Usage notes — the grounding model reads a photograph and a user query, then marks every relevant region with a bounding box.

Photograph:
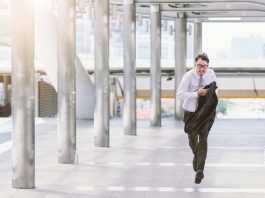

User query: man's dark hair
[195,52,209,63]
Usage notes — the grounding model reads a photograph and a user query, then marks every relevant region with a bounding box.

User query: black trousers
[184,110,210,171]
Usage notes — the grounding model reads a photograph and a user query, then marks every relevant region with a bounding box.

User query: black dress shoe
[195,170,204,184]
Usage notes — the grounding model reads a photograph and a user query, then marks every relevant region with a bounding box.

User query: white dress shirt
[177,68,217,112]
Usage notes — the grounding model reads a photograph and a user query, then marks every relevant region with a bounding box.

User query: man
[177,53,217,184]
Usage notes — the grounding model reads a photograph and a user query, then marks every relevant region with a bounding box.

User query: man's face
[195,58,208,76]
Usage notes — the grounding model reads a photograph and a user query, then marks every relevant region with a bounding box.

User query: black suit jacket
[184,81,218,134]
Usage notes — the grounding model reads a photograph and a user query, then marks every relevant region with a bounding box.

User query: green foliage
[217,100,227,114]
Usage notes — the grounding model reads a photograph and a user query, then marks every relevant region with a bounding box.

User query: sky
[202,22,265,58]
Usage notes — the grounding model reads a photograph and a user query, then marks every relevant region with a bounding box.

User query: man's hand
[197,87,208,96]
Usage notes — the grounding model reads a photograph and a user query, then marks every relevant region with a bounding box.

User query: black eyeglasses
[196,64,208,69]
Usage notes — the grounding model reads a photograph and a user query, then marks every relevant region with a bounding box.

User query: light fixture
[208,17,242,21]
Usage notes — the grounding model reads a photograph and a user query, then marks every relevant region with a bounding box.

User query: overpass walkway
[1,118,265,198]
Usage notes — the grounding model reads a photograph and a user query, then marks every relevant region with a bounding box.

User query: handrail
[86,67,265,77]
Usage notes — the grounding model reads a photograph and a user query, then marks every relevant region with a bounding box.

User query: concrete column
[150,5,161,127]
[194,21,202,59]
[94,0,109,147]
[57,0,76,163]
[123,0,136,135]
[11,0,35,188]
[175,14,187,120]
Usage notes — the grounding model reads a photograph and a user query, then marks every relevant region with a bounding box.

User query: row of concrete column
[11,0,202,189]
[12,0,77,188]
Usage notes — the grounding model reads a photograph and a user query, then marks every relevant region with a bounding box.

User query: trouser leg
[184,110,199,171]
[197,129,210,171]
[188,133,198,171]
[184,111,197,154]
[188,133,198,155]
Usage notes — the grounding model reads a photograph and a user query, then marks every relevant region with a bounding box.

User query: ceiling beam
[134,0,265,6]
[160,3,265,12]
[112,1,265,22]
[187,11,265,17]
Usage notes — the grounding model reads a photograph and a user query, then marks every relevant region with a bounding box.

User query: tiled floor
[1,118,265,198]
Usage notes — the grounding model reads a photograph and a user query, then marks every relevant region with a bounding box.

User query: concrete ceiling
[108,0,265,22]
